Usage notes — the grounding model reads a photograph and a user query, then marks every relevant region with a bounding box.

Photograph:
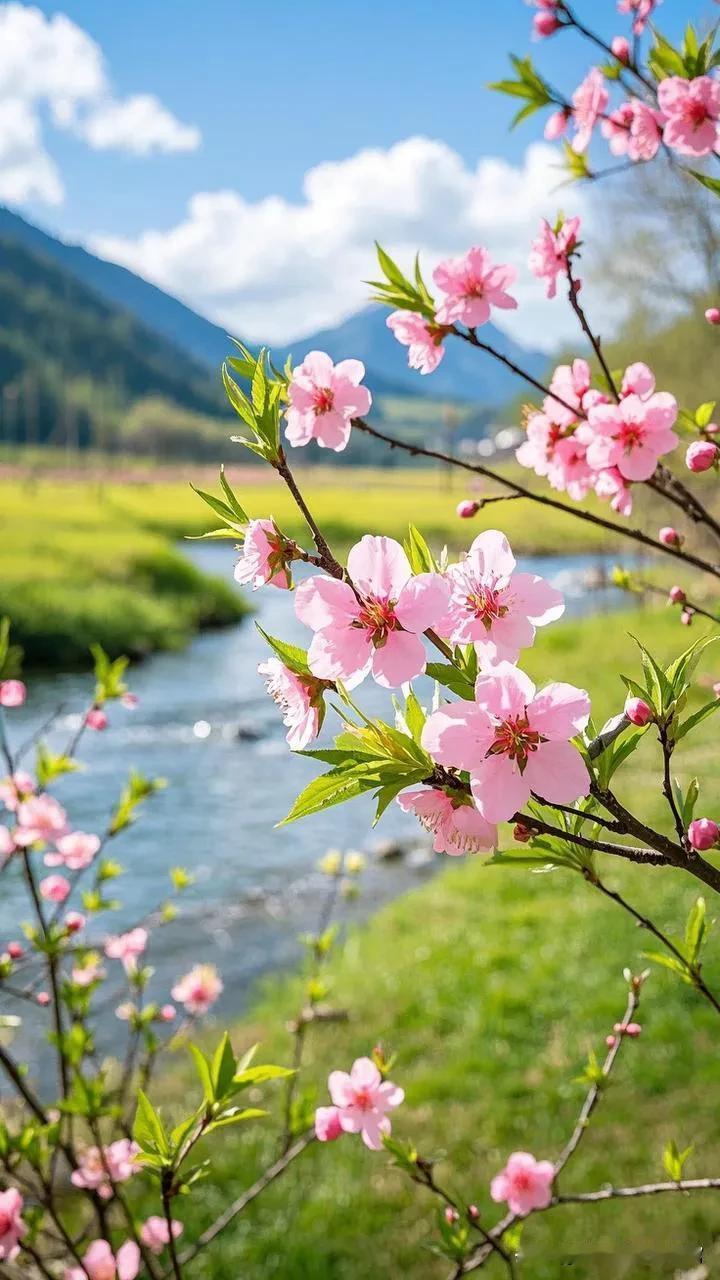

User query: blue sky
[2,0,717,345]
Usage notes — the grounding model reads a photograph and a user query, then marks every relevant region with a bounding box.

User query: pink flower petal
[347,536,411,600]
[395,573,450,633]
[371,631,426,687]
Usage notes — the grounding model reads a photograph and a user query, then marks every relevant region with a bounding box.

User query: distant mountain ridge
[0,206,549,408]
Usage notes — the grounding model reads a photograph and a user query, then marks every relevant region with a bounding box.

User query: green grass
[148,605,720,1280]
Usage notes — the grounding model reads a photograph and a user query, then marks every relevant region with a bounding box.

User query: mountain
[273,306,549,408]
[0,205,231,369]
[0,208,549,408]
[0,232,226,448]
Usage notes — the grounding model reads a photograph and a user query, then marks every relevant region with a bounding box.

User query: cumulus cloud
[0,2,200,205]
[91,137,597,351]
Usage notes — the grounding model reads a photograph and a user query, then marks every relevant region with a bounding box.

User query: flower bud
[159,1003,177,1022]
[658,526,683,548]
[36,991,51,1006]
[456,499,480,519]
[705,307,720,326]
[624,1022,642,1037]
[0,680,26,708]
[705,422,720,436]
[605,1034,617,1048]
[611,35,630,62]
[533,10,561,36]
[544,108,570,140]
[688,818,720,851]
[64,911,86,934]
[444,1207,460,1225]
[681,608,694,626]
[6,941,23,960]
[668,585,686,605]
[624,696,653,727]
[86,707,108,731]
[686,440,718,473]
[468,1204,480,1221]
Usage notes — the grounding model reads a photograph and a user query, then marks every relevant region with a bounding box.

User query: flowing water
[0,545,640,1063]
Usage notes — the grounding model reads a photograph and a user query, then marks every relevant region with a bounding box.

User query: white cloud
[90,137,596,352]
[0,2,200,205]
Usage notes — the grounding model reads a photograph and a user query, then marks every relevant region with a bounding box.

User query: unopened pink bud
[611,35,630,62]
[668,585,686,605]
[688,818,720,851]
[159,1004,176,1022]
[681,608,694,626]
[85,708,108,731]
[686,440,718,473]
[0,680,26,708]
[444,1207,460,1224]
[468,1204,479,1220]
[624,1022,642,1037]
[36,991,51,1006]
[705,422,720,436]
[605,1034,617,1048]
[456,500,479,519]
[705,307,720,326]
[64,911,86,934]
[624,696,653,727]
[6,942,23,960]
[544,108,569,141]
[533,10,561,36]
[659,526,683,548]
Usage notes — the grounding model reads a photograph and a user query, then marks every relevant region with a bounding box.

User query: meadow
[152,604,720,1280]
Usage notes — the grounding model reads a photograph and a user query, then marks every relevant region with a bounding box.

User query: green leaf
[675,697,720,743]
[403,523,437,574]
[685,896,707,965]
[210,1032,238,1101]
[251,349,267,415]
[189,1044,214,1103]
[695,401,717,429]
[643,951,692,982]
[232,1064,295,1089]
[425,662,475,700]
[687,169,720,199]
[403,689,426,743]
[133,1091,169,1156]
[190,483,245,531]
[632,636,672,711]
[222,363,257,429]
[663,1138,693,1181]
[375,243,413,293]
[256,626,312,678]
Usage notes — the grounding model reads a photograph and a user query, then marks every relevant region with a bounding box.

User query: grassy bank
[158,605,720,1279]
[0,478,246,668]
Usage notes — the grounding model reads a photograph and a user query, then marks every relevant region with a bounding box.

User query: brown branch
[275,449,344,578]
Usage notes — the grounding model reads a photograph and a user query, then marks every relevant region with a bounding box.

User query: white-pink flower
[64,1239,140,1280]
[594,466,633,516]
[397,787,497,855]
[315,1105,344,1142]
[658,76,720,157]
[529,216,581,299]
[602,100,663,161]
[14,794,68,846]
[234,519,291,590]
[40,874,70,904]
[171,963,223,1015]
[0,826,15,861]
[71,1141,140,1200]
[0,1187,25,1261]
[438,530,564,662]
[104,928,148,974]
[45,831,101,870]
[72,959,106,987]
[285,351,371,451]
[326,1056,404,1150]
[0,770,35,813]
[432,247,517,329]
[258,657,325,750]
[0,680,25,708]
[586,391,678,481]
[386,311,446,374]
[422,663,590,823]
[571,67,609,153]
[490,1152,555,1216]
[617,0,660,36]
[295,536,449,689]
[140,1217,183,1256]
[548,358,594,426]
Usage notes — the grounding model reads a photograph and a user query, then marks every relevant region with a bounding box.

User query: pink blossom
[617,0,661,36]
[234,519,291,590]
[658,76,720,157]
[544,108,570,140]
[628,101,664,161]
[668,585,686,605]
[39,874,70,903]
[64,911,86,934]
[432,247,517,329]
[14,793,68,846]
[438,530,564,662]
[285,351,371,451]
[601,101,635,156]
[688,818,719,851]
[586,392,678,481]
[516,406,594,502]
[593,467,633,516]
[36,991,50,1006]
[659,526,683,547]
[386,311,447,374]
[72,960,106,987]
[0,680,25,708]
[625,696,653,726]
[0,826,14,860]
[533,8,561,38]
[0,1188,25,1261]
[529,216,580,299]
[516,409,569,481]
[327,1056,404,1150]
[171,963,223,1015]
[6,941,23,959]
[258,657,325,750]
[571,68,609,154]
[45,830,101,870]
[620,362,655,399]
[681,607,695,626]
[315,1105,344,1142]
[71,1141,140,1200]
[614,1020,642,1037]
[456,499,479,519]
[686,440,718,473]
[611,35,630,62]
[104,928,148,974]
[548,359,595,426]
[159,1003,176,1022]
[0,770,35,812]
[295,535,449,689]
[140,1217,183,1255]
[86,708,108,732]
[397,786,497,856]
[64,1239,140,1280]
[422,663,590,823]
[706,307,720,326]
[490,1151,555,1216]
